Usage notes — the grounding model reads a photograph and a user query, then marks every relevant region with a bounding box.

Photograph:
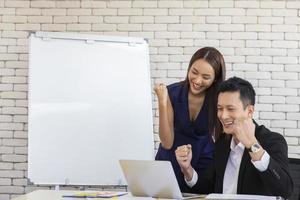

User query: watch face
[251,143,261,153]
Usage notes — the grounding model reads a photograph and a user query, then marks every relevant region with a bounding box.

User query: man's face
[217,91,253,135]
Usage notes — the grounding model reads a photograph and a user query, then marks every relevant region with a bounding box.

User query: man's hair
[217,76,256,109]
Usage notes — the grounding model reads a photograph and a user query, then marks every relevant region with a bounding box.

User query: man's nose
[219,110,229,120]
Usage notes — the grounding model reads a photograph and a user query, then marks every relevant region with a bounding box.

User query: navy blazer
[191,122,293,199]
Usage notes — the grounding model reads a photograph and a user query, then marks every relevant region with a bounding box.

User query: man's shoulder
[255,123,287,146]
[256,124,283,138]
[215,134,231,147]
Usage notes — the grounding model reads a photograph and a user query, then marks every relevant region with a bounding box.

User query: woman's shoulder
[167,81,186,92]
[167,81,187,104]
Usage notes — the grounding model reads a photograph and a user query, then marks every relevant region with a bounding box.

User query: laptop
[119,160,205,199]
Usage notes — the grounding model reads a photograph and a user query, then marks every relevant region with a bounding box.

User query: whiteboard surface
[28,32,154,185]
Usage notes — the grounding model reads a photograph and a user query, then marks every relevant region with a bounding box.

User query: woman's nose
[194,77,202,84]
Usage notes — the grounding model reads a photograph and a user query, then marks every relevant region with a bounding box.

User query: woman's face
[188,59,215,96]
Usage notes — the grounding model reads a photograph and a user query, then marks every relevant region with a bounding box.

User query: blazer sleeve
[258,132,293,199]
[189,156,215,194]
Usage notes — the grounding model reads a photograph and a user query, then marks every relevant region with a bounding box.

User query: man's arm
[175,144,215,194]
[233,119,293,198]
[257,133,293,199]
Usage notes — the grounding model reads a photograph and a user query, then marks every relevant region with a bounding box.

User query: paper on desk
[121,196,155,200]
[62,191,128,198]
[206,193,278,200]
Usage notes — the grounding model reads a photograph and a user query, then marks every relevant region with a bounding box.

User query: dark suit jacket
[191,122,293,199]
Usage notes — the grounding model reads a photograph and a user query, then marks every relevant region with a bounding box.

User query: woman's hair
[184,47,226,139]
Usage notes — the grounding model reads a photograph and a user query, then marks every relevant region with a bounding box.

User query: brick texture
[0,0,299,199]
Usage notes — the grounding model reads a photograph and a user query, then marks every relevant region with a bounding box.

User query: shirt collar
[230,137,245,152]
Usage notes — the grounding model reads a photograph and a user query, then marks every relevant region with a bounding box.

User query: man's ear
[247,105,254,118]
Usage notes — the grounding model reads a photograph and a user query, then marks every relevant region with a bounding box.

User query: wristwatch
[247,142,261,153]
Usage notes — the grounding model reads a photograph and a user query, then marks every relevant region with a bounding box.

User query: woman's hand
[154,83,168,105]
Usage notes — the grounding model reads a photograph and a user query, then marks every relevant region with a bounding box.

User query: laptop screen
[119,160,183,199]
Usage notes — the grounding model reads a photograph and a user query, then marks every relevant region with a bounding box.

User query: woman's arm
[154,84,174,149]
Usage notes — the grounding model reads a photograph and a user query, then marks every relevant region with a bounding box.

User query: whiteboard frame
[28,32,154,186]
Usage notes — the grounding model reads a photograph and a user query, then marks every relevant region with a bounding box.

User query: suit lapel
[237,148,251,193]
[221,136,232,172]
[217,135,232,192]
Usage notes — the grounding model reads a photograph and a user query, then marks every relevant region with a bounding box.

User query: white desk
[13,190,135,200]
[12,190,279,200]
[11,190,207,200]
[12,190,85,200]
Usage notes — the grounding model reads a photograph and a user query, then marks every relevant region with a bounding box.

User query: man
[175,77,293,199]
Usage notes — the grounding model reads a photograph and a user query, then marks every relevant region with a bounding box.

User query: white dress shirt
[185,138,270,193]
[223,139,244,194]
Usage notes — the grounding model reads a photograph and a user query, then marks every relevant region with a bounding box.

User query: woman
[154,47,226,192]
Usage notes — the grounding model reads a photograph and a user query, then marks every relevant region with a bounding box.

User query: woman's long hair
[183,47,226,140]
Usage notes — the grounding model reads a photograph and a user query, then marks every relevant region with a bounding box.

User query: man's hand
[233,118,265,161]
[233,117,256,149]
[175,144,194,181]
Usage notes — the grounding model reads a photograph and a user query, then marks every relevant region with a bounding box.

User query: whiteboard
[28,32,154,185]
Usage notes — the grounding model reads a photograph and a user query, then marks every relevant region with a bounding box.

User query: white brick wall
[0,0,299,198]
